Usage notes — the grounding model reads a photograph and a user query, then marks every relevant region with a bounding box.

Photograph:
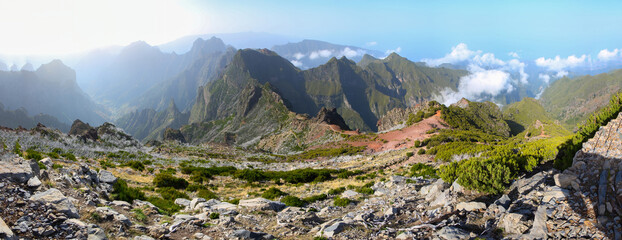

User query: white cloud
[366,41,377,46]
[293,52,305,60]
[507,59,528,84]
[290,59,303,67]
[423,43,480,67]
[535,54,587,72]
[597,48,619,61]
[338,47,365,59]
[434,65,513,105]
[508,52,520,58]
[384,47,402,56]
[555,71,568,78]
[538,74,551,84]
[309,49,333,60]
[473,53,505,67]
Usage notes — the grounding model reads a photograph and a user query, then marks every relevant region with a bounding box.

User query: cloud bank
[434,65,513,105]
[597,48,619,61]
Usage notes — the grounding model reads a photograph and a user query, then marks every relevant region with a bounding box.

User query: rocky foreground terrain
[0,113,619,240]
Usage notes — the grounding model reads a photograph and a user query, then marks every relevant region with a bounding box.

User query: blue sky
[0,0,621,62]
[186,0,622,61]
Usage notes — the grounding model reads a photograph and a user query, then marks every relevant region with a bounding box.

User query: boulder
[211,202,239,212]
[450,180,464,193]
[189,198,206,210]
[110,200,131,209]
[320,221,348,238]
[500,213,529,234]
[87,224,107,240]
[526,205,548,239]
[429,190,451,208]
[456,202,486,211]
[174,198,191,207]
[27,176,42,188]
[421,179,446,201]
[30,188,79,218]
[277,207,322,226]
[0,158,39,183]
[97,170,117,184]
[341,190,360,199]
[542,186,569,202]
[229,229,274,239]
[437,226,470,240]
[554,173,577,188]
[238,198,285,211]
[0,217,16,240]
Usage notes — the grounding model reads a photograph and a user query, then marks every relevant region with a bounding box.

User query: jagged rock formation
[376,103,428,132]
[68,119,98,142]
[315,107,351,131]
[163,128,186,143]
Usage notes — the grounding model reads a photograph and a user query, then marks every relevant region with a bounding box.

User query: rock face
[376,103,428,132]
[455,202,486,211]
[69,119,99,142]
[0,158,39,183]
[315,107,351,131]
[30,188,80,218]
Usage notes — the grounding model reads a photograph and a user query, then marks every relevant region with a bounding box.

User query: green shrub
[46,152,60,159]
[328,187,345,195]
[147,196,180,215]
[156,187,189,200]
[406,152,414,157]
[52,163,63,170]
[186,184,207,192]
[126,160,145,172]
[414,140,421,147]
[37,161,47,170]
[262,187,287,200]
[111,179,146,203]
[61,152,77,161]
[13,142,21,156]
[153,173,188,189]
[132,208,147,222]
[234,169,267,182]
[227,198,240,205]
[197,189,218,200]
[25,148,42,161]
[410,163,438,178]
[333,197,351,207]
[282,196,306,207]
[417,148,426,155]
[209,212,220,219]
[303,194,328,203]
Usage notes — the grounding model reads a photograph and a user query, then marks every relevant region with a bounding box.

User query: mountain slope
[0,103,69,132]
[502,97,570,137]
[189,49,468,132]
[0,60,106,126]
[132,39,235,112]
[116,100,189,141]
[540,69,622,130]
[74,37,229,114]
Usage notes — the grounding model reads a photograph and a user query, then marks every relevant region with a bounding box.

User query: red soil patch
[349,111,448,153]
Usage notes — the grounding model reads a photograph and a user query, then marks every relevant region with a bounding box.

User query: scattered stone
[500,213,529,234]
[320,221,348,238]
[87,224,107,240]
[456,202,486,211]
[527,205,548,239]
[0,217,16,240]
